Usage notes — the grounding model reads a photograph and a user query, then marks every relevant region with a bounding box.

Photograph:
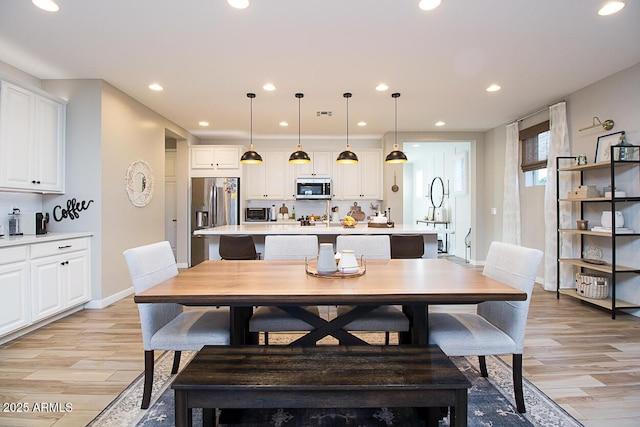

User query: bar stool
[218,235,260,260]
[390,234,424,259]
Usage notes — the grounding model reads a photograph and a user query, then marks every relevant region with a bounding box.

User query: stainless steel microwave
[295,178,332,200]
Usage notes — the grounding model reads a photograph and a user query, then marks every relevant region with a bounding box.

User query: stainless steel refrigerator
[191,177,240,266]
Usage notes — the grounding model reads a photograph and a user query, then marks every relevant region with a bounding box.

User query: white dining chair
[335,235,409,345]
[123,241,230,408]
[249,235,320,344]
[428,241,543,413]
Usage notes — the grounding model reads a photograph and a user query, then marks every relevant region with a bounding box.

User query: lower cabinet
[0,247,30,337]
[0,236,91,340]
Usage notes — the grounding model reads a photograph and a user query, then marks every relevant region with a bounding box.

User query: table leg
[279,305,378,345]
[402,304,428,345]
[230,306,255,345]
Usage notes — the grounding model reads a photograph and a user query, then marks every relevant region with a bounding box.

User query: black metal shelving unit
[556,147,640,319]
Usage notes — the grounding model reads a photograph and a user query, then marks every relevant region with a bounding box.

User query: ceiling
[1,1,639,141]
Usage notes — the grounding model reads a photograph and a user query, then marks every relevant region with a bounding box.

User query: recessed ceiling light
[376,84,389,91]
[486,84,501,92]
[32,0,59,12]
[148,83,163,91]
[357,121,367,127]
[198,121,209,127]
[279,121,289,127]
[435,121,445,127]
[418,0,441,11]
[598,1,625,15]
[263,83,276,91]
[227,0,249,9]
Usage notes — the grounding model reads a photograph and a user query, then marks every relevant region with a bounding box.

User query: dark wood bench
[172,345,471,427]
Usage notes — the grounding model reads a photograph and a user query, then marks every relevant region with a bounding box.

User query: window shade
[520,120,550,172]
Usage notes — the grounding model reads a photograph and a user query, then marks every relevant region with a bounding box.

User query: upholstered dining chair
[335,235,409,345]
[123,241,230,408]
[249,235,320,344]
[428,241,543,413]
[219,234,260,260]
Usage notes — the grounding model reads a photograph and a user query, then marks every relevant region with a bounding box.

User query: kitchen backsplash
[244,199,386,221]
[0,192,43,231]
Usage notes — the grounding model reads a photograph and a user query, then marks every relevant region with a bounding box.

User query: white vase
[317,243,337,274]
[601,211,624,229]
[337,249,359,274]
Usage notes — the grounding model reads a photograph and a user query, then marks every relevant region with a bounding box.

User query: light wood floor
[1,258,639,426]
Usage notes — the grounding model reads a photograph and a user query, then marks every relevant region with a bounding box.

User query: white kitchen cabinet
[0,246,30,337]
[294,151,333,177]
[30,237,91,322]
[0,80,66,193]
[190,145,241,175]
[245,151,287,200]
[335,150,382,200]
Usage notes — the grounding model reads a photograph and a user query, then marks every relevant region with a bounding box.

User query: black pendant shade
[385,92,408,164]
[337,92,358,164]
[240,93,263,164]
[289,93,311,164]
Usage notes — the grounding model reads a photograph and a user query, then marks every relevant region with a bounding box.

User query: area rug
[89,349,583,427]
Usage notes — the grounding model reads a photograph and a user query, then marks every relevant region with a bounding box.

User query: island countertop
[193,223,451,261]
[194,223,451,236]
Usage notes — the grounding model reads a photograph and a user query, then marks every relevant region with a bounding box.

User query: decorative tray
[304,260,366,278]
[368,222,394,228]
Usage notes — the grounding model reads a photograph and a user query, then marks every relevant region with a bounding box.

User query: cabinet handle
[32,180,41,184]
[58,245,72,249]
[60,260,69,266]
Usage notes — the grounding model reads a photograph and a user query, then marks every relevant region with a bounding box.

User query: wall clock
[125,160,154,207]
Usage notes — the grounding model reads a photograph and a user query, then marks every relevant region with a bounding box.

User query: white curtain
[502,122,521,245]
[544,102,573,291]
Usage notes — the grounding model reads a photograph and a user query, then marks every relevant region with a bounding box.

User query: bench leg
[454,388,468,427]
[174,390,189,427]
[203,408,215,427]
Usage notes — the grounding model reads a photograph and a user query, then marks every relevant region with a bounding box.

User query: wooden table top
[134,259,526,306]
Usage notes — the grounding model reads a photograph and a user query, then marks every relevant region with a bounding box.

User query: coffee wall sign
[53,198,94,222]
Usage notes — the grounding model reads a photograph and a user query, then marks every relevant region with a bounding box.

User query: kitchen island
[194,223,451,261]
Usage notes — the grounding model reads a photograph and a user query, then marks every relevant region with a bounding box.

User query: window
[520,120,550,186]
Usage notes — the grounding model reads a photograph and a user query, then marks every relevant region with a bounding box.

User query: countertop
[194,223,453,236]
[0,231,94,248]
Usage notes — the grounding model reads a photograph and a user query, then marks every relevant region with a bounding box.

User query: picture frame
[595,131,625,163]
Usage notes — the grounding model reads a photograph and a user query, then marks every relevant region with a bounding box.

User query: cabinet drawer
[30,238,89,259]
[0,246,28,265]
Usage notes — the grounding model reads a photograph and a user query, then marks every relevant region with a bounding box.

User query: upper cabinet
[334,150,382,200]
[294,151,333,177]
[0,80,66,193]
[245,151,288,200]
[190,145,241,177]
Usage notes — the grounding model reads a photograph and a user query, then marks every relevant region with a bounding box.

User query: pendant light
[289,93,311,164]
[385,92,408,164]
[336,93,358,164]
[240,93,262,164]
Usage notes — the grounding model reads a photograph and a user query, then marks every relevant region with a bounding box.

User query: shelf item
[556,151,640,318]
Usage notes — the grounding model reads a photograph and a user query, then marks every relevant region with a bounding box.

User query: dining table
[133,258,527,346]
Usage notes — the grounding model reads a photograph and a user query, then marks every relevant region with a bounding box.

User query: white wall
[41,79,197,305]
[483,61,640,312]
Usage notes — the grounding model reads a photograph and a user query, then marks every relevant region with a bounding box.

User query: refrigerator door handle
[210,183,217,227]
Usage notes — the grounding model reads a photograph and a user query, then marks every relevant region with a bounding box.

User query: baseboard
[0,305,84,345]
[84,287,134,309]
